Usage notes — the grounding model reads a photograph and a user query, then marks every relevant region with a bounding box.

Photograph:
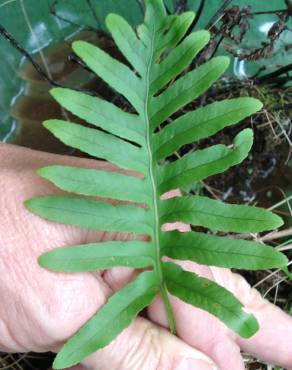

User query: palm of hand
[0,144,291,370]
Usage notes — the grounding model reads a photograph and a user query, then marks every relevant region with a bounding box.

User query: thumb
[74,317,219,370]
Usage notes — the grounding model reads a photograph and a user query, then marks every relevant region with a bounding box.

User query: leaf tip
[279,253,289,268]
[50,87,62,100]
[235,128,254,148]
[72,40,87,56]
[43,119,59,132]
[105,13,119,29]
[52,355,71,370]
[24,198,35,212]
[185,10,196,23]
[252,98,263,112]
[37,253,47,269]
[36,166,48,178]
[239,313,259,338]
[201,29,211,43]
[272,213,284,229]
[221,55,231,69]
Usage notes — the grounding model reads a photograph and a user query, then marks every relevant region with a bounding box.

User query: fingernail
[176,357,218,370]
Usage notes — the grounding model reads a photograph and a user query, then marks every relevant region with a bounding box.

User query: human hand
[0,143,291,370]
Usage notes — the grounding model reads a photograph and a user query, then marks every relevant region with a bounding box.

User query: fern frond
[25,1,287,368]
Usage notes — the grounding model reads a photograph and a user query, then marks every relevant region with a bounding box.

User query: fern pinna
[25,0,287,368]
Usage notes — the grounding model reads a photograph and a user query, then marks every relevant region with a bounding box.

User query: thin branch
[0,23,60,87]
[0,23,96,95]
[252,9,287,15]
[255,63,292,84]
[0,0,17,9]
[49,0,104,35]
[210,35,224,58]
[187,0,206,32]
[206,0,234,30]
[135,0,145,15]
[285,0,292,15]
[68,54,92,73]
[20,0,52,79]
[260,227,292,242]
[86,0,101,28]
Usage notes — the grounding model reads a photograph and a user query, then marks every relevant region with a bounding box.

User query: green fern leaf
[39,241,155,272]
[38,165,151,204]
[25,1,287,368]
[53,270,159,369]
[160,195,283,233]
[163,262,259,338]
[162,231,288,270]
[26,195,151,234]
[50,88,145,145]
[158,128,253,193]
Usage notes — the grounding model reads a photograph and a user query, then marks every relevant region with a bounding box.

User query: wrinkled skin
[0,143,291,370]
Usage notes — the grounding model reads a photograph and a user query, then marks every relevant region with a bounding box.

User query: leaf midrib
[143,25,160,271]
[164,209,270,223]
[34,202,150,231]
[155,106,252,154]
[150,62,221,123]
[81,47,144,107]
[167,277,253,331]
[159,137,249,186]
[62,285,158,364]
[143,20,176,333]
[66,97,144,140]
[166,244,280,262]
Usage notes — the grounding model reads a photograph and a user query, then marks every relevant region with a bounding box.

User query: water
[7,30,105,153]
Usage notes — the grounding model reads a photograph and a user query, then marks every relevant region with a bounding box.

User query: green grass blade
[150,31,210,95]
[163,262,259,338]
[154,98,263,160]
[25,196,152,234]
[39,241,155,272]
[38,165,151,205]
[160,195,283,233]
[158,129,253,193]
[106,14,146,76]
[150,56,230,129]
[162,231,288,270]
[43,120,147,174]
[50,88,145,145]
[72,41,144,114]
[53,271,159,369]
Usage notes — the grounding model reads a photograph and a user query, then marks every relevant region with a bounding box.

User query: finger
[170,263,292,369]
[149,293,245,370]
[229,274,292,368]
[1,144,147,246]
[79,317,219,370]
[208,267,292,369]
[1,145,119,352]
[0,143,130,174]
[102,267,139,290]
[210,337,245,370]
[149,285,246,370]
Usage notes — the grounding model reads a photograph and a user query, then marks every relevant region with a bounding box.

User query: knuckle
[38,275,103,344]
[118,320,170,370]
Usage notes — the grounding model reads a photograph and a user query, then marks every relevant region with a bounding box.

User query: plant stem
[144,25,177,334]
[160,282,177,334]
